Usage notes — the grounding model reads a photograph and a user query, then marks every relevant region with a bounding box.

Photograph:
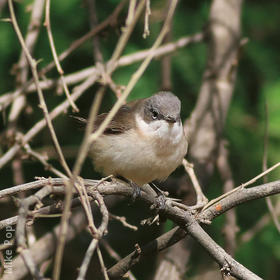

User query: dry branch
[1,178,280,280]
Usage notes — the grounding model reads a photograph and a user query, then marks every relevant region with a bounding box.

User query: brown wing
[69,115,87,130]
[71,101,137,135]
[94,103,136,134]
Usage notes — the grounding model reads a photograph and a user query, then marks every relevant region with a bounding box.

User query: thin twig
[89,0,179,144]
[52,88,105,279]
[86,0,103,63]
[53,83,104,279]
[182,159,208,207]
[0,74,98,170]
[16,185,55,279]
[143,0,151,38]
[241,161,280,188]
[9,0,44,123]
[24,143,67,179]
[75,178,98,236]
[0,32,203,110]
[202,160,280,211]
[77,191,109,280]
[97,245,109,280]
[44,0,79,112]
[52,178,72,280]
[0,0,126,112]
[77,239,98,280]
[72,87,105,177]
[8,0,72,178]
[110,214,138,231]
[108,0,146,71]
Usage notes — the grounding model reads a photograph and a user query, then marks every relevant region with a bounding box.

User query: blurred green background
[0,0,280,279]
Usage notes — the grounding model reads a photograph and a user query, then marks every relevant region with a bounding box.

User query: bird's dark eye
[151,109,158,120]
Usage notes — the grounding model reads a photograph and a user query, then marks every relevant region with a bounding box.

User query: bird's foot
[114,175,142,202]
[130,181,142,202]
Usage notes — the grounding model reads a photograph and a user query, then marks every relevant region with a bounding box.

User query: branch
[9,0,44,123]
[44,0,78,112]
[1,178,280,280]
[0,0,126,111]
[16,185,55,279]
[1,209,88,280]
[0,74,98,170]
[0,32,203,110]
[8,0,72,178]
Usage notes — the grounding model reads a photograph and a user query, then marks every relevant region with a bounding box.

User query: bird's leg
[115,175,141,202]
[130,181,142,202]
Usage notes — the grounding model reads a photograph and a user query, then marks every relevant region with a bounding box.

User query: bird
[74,91,188,187]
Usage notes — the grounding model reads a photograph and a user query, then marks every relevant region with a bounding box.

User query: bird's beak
[165,116,177,123]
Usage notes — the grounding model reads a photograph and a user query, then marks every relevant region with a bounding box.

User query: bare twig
[77,191,109,280]
[182,159,208,207]
[202,160,280,212]
[2,209,88,280]
[0,0,126,111]
[8,0,72,178]
[44,0,79,112]
[24,143,67,179]
[0,74,98,170]
[72,87,105,177]
[110,213,138,231]
[52,177,73,280]
[9,0,44,123]
[109,0,145,69]
[143,0,151,38]
[160,0,172,91]
[51,88,106,280]
[89,0,179,145]
[241,161,280,188]
[0,32,203,110]
[73,178,98,236]
[53,82,104,279]
[16,185,55,279]
[88,190,109,237]
[97,245,109,280]
[77,239,98,280]
[86,0,103,63]
[2,177,280,280]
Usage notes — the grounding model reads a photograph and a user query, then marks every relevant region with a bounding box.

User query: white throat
[135,113,183,145]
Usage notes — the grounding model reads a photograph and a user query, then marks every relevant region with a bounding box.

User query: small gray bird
[75,91,188,186]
